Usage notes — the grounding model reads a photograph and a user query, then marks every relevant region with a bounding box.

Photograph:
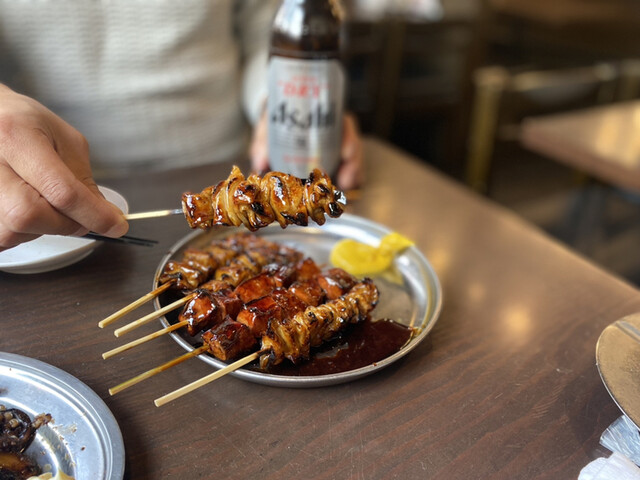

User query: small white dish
[0,186,128,274]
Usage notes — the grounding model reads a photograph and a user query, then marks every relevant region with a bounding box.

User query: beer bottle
[267,0,345,179]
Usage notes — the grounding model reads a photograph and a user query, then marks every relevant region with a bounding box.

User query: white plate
[154,214,443,387]
[0,352,125,479]
[0,186,128,274]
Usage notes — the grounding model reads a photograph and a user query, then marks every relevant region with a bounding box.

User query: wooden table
[521,100,640,192]
[2,138,639,479]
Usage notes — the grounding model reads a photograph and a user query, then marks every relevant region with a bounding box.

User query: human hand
[0,85,129,251]
[250,111,364,191]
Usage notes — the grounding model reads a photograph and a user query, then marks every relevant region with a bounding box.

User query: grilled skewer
[153,279,379,406]
[108,267,360,393]
[103,259,319,358]
[99,233,283,328]
[198,267,355,362]
[181,166,346,231]
[260,279,379,368]
[111,237,304,336]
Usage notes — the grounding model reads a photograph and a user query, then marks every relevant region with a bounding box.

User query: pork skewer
[154,279,379,406]
[109,275,376,398]
[98,232,291,328]
[182,166,346,231]
[112,240,304,336]
[103,261,312,358]
[201,268,355,362]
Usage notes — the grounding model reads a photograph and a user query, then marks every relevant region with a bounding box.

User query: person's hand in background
[0,85,128,251]
[250,111,364,191]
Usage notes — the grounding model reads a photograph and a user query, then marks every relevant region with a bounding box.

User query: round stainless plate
[596,312,640,430]
[154,213,442,387]
[0,352,125,479]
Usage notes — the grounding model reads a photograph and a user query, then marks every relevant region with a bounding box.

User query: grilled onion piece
[260,279,379,368]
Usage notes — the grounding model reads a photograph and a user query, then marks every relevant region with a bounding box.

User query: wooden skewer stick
[98,282,174,328]
[102,320,188,359]
[114,294,194,337]
[154,350,262,407]
[109,345,209,396]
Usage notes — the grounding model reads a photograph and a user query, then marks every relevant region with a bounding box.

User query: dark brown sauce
[255,318,414,376]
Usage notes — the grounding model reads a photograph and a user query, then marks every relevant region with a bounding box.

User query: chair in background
[464,62,623,194]
[342,14,481,176]
[342,19,394,135]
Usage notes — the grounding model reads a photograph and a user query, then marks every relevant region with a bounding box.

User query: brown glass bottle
[267,0,345,179]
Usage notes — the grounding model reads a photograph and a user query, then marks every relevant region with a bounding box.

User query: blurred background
[340,0,640,285]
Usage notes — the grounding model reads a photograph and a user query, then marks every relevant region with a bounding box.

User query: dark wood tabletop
[521,100,640,193]
[1,137,639,479]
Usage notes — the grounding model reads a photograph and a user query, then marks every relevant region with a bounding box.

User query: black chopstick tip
[82,233,158,247]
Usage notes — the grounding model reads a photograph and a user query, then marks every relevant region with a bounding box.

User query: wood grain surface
[522,100,640,193]
[1,138,638,479]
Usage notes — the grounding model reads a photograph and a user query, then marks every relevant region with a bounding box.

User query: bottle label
[267,56,345,178]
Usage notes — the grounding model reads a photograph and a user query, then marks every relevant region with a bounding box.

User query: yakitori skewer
[153,279,379,406]
[98,232,289,328]
[106,270,347,392]
[182,166,346,231]
[103,260,317,357]
[108,276,378,402]
[109,238,304,337]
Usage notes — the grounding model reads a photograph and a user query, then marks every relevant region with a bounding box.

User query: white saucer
[0,186,128,274]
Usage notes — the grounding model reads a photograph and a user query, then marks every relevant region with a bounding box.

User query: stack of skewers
[98,167,406,407]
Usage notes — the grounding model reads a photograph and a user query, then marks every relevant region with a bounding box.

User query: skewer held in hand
[113,294,194,337]
[109,345,208,396]
[98,282,174,328]
[154,350,261,407]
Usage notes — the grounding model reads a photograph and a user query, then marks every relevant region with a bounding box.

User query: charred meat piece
[158,260,207,292]
[233,264,296,304]
[179,288,243,336]
[315,268,358,300]
[202,317,257,362]
[288,279,326,308]
[236,295,282,338]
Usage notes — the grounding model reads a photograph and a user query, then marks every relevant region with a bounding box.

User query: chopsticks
[76,207,181,246]
[82,233,158,247]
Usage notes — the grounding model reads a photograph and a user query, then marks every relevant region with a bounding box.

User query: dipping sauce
[259,318,414,376]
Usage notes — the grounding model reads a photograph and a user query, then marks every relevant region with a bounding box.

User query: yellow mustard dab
[330,232,414,277]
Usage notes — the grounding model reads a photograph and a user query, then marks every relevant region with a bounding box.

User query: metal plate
[0,352,125,479]
[154,213,442,387]
[596,313,640,430]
